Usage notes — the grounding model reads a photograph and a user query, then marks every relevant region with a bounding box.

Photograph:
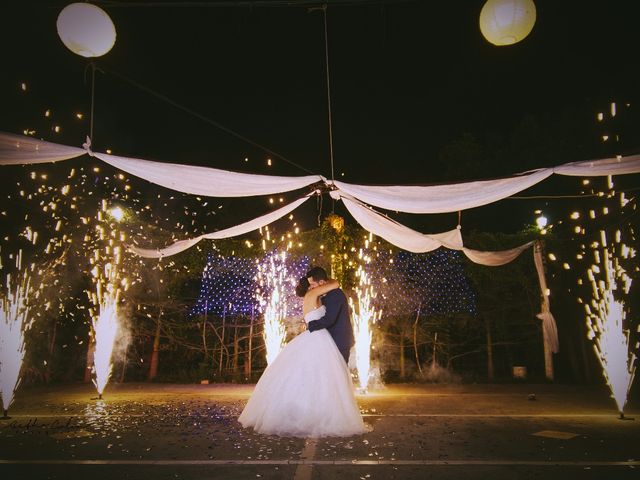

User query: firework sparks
[349,263,380,392]
[584,230,636,416]
[87,220,128,398]
[0,251,35,416]
[256,251,290,365]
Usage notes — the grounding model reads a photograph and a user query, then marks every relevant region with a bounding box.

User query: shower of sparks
[349,260,381,392]
[0,251,35,412]
[584,230,636,415]
[86,214,129,397]
[256,251,290,365]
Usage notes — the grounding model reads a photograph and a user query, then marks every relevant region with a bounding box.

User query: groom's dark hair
[306,266,328,282]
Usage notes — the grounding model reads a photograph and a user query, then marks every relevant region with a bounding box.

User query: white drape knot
[82,136,95,157]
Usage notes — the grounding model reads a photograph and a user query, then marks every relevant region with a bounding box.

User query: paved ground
[1,382,639,479]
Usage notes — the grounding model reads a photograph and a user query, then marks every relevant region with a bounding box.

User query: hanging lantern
[326,213,345,233]
[479,0,536,46]
[57,3,116,57]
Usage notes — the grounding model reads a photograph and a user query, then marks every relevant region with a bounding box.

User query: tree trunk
[119,344,128,383]
[244,309,254,378]
[84,339,95,383]
[148,315,162,381]
[202,300,208,360]
[399,331,405,379]
[413,306,422,374]
[219,307,226,376]
[45,319,58,383]
[578,319,593,383]
[485,317,494,380]
[232,319,239,373]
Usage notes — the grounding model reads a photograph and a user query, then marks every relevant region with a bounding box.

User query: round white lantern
[57,3,116,57]
[479,0,536,46]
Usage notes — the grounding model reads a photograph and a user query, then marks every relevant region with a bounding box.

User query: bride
[238,277,366,437]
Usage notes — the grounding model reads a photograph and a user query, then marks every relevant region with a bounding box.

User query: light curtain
[130,194,312,258]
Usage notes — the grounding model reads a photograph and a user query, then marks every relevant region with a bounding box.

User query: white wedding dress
[238,306,366,437]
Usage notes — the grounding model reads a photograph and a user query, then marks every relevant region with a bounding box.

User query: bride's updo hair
[295,276,310,297]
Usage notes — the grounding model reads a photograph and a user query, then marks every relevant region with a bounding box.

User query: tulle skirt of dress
[238,329,366,437]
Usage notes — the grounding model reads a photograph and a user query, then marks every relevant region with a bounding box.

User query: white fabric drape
[0,132,85,164]
[335,192,464,253]
[553,154,640,176]
[462,242,534,266]
[331,169,554,214]
[533,242,560,353]
[93,152,323,197]
[0,132,322,197]
[330,154,640,214]
[2,132,639,209]
[130,194,311,258]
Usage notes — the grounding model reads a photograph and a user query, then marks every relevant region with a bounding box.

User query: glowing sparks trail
[583,230,636,415]
[86,216,129,398]
[0,251,35,416]
[349,262,380,392]
[256,251,289,365]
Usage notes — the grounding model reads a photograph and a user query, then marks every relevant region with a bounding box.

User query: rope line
[98,64,317,175]
[322,4,336,185]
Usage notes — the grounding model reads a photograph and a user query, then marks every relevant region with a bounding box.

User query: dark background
[1,0,639,233]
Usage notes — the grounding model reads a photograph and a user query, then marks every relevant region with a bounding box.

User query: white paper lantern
[479,0,536,46]
[57,3,116,57]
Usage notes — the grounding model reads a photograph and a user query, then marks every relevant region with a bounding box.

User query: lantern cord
[321,4,337,186]
[98,64,317,176]
[84,62,97,144]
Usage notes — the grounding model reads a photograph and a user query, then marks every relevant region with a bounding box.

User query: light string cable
[98,64,317,176]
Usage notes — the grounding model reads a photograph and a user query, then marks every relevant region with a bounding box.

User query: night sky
[2,0,639,234]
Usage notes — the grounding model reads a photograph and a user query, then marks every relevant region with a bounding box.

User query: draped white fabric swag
[4,131,640,358]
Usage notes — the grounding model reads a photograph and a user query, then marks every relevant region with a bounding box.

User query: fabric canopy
[1,131,569,360]
[2,132,639,210]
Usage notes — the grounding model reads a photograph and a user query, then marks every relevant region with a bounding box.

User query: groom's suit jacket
[307,288,355,354]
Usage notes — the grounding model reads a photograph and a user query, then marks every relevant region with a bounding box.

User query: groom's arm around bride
[305,267,354,364]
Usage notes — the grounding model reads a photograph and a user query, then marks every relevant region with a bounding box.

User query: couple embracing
[238,266,367,437]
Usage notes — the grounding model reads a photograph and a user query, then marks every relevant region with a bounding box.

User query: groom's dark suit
[307,288,354,363]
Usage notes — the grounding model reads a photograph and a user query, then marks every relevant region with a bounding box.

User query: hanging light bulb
[57,3,116,57]
[479,0,537,46]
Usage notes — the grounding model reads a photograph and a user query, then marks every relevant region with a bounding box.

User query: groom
[305,266,354,364]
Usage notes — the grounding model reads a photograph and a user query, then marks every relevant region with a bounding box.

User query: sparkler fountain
[86,210,129,399]
[583,230,636,418]
[0,251,35,419]
[256,251,289,365]
[349,261,381,392]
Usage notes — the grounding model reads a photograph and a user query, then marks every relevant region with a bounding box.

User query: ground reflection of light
[82,400,118,432]
[349,264,380,392]
[0,251,34,415]
[584,230,636,416]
